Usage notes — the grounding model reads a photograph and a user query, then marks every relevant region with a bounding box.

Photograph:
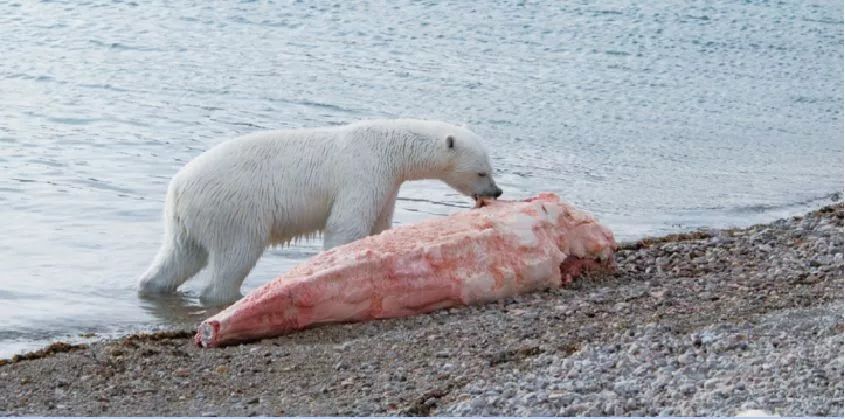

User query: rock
[650,289,669,300]
[470,397,486,409]
[680,383,696,396]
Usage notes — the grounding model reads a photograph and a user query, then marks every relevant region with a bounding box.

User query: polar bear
[138,119,503,304]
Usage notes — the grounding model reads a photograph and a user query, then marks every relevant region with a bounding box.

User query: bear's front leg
[371,188,398,236]
[323,187,388,249]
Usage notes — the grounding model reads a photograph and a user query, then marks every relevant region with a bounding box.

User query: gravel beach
[1,203,842,416]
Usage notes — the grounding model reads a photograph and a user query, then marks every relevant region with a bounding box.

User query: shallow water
[1,0,842,357]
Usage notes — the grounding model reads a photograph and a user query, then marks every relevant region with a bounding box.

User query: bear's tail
[138,183,208,295]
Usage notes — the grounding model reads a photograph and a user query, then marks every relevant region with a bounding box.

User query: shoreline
[1,196,839,361]
[1,203,842,416]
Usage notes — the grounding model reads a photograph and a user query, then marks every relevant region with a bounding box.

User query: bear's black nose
[492,187,503,198]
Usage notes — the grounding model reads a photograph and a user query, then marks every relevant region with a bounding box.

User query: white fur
[138,119,501,304]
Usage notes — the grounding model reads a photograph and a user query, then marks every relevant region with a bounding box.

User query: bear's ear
[445,134,455,150]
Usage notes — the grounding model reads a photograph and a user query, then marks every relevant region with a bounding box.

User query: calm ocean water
[1,1,842,357]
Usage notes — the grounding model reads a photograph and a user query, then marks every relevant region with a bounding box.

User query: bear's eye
[478,172,488,178]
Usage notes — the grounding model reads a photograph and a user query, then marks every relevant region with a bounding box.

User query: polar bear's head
[366,119,503,202]
[437,129,503,202]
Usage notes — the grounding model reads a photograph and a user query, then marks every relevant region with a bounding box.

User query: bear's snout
[477,184,502,199]
[489,185,503,198]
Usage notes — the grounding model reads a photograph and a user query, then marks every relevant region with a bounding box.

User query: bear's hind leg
[200,240,264,305]
[138,237,208,295]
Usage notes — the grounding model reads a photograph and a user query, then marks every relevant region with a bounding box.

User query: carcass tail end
[195,321,220,348]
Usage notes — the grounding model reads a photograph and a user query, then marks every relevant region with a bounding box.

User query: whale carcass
[195,193,616,348]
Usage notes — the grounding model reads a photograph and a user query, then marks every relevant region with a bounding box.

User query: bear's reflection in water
[137,292,226,329]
